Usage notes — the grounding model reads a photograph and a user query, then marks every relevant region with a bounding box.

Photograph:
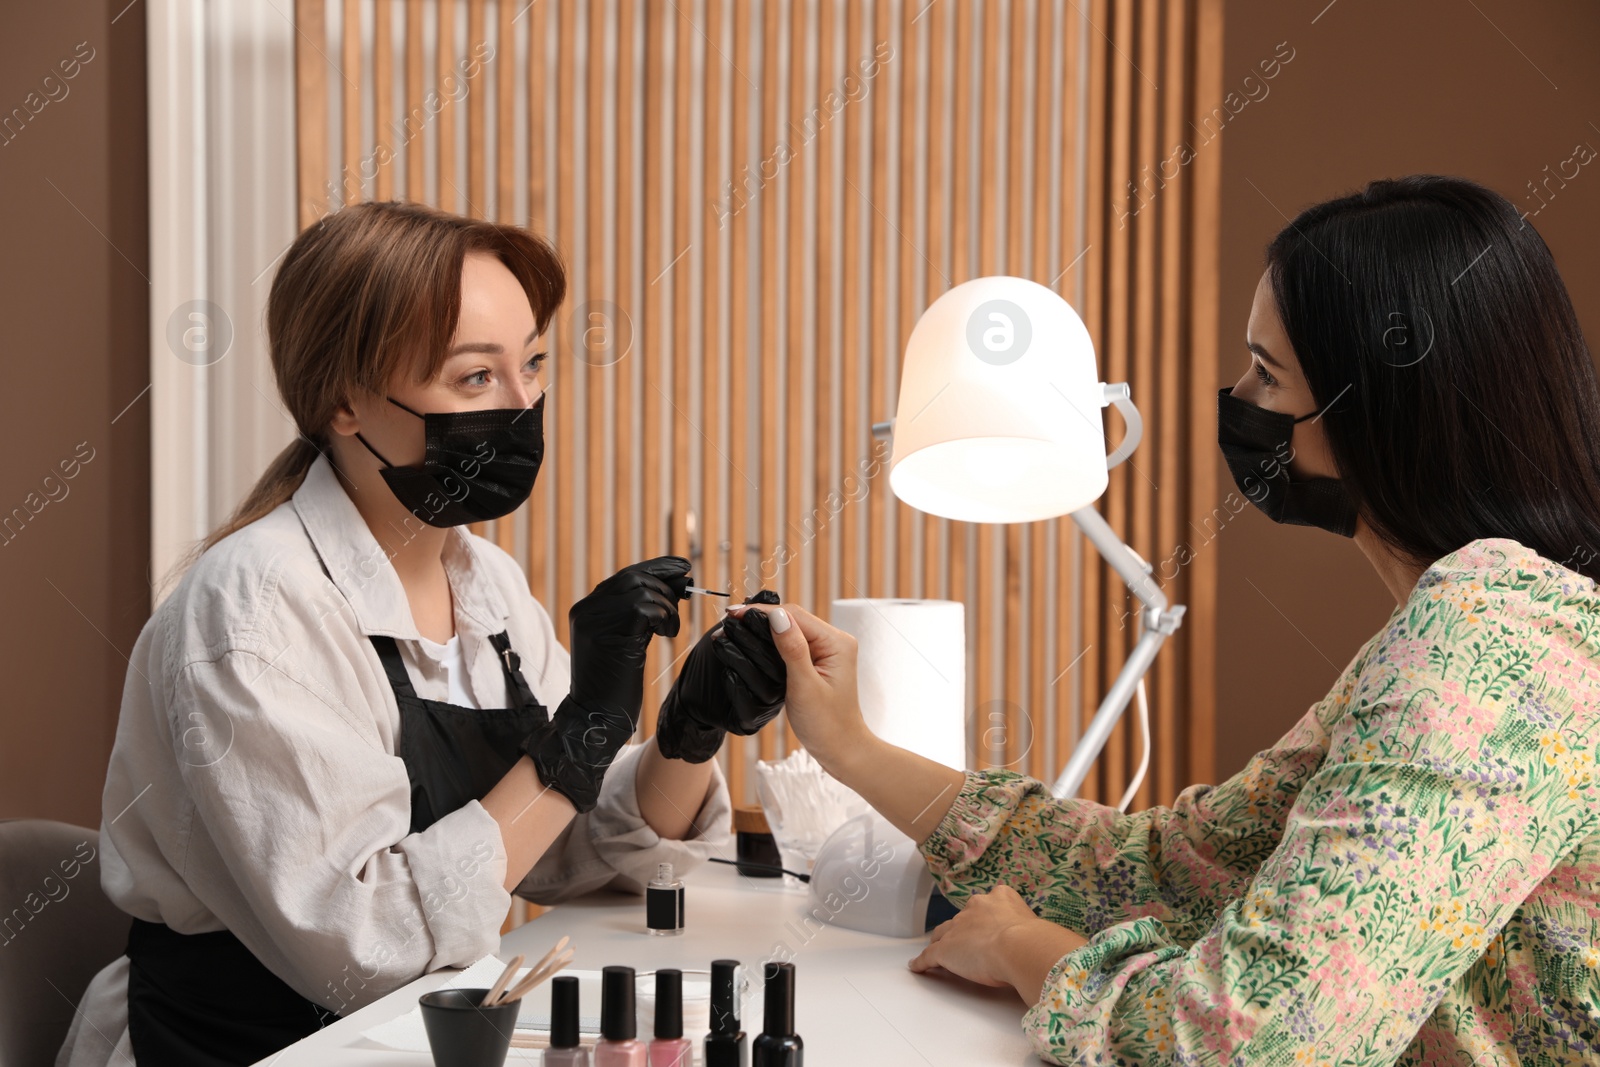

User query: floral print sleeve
[917,538,1600,1066]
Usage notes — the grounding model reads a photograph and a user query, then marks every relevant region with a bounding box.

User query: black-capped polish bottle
[704,959,749,1067]
[595,966,645,1066]
[545,975,592,1067]
[646,862,685,936]
[752,962,802,1066]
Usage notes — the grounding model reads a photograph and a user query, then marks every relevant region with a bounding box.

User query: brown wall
[0,3,149,828]
[1211,0,1600,779]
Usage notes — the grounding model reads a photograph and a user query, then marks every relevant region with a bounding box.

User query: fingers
[741,602,809,671]
[907,938,941,973]
[636,555,693,580]
[722,611,786,680]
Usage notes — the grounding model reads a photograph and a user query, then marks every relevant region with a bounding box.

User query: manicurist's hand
[523,555,690,814]
[908,884,1087,1005]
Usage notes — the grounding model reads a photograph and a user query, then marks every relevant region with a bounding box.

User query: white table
[256,860,1041,1065]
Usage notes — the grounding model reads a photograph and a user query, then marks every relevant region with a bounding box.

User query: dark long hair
[1265,175,1600,584]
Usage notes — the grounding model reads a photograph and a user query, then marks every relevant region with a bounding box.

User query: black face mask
[355,395,544,527]
[1216,386,1358,538]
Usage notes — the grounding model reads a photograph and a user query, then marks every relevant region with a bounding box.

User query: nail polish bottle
[704,959,748,1067]
[544,975,591,1067]
[595,966,646,1067]
[647,862,685,935]
[647,968,692,1067]
[751,962,802,1066]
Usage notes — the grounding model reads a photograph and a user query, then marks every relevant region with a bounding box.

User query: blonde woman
[59,200,785,1067]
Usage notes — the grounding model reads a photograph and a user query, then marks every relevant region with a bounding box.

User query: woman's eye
[524,351,548,374]
[462,370,491,387]
[1253,361,1277,387]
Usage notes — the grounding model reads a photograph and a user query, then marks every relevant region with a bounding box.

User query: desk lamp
[871,275,1186,802]
[807,277,1186,940]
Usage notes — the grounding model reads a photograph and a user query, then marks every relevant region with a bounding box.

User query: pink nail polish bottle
[595,965,646,1067]
[647,969,692,1067]
[544,975,592,1067]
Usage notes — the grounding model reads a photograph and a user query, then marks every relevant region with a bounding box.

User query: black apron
[125,629,548,1067]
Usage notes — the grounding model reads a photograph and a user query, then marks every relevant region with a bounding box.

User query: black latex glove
[655,589,787,763]
[521,555,690,812]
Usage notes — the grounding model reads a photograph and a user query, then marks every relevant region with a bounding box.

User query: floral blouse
[917,537,1600,1065]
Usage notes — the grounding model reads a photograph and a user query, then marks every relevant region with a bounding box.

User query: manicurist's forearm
[636,734,716,840]
[480,754,578,891]
[822,727,967,849]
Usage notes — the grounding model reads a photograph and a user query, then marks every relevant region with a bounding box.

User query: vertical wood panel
[375,1,395,200]
[295,0,329,227]
[1027,0,1053,783]
[921,0,949,605]
[1188,0,1225,790]
[725,0,753,800]
[838,0,862,618]
[1154,0,1188,806]
[1002,0,1029,774]
[696,0,721,727]
[341,0,361,205]
[292,0,1225,813]
[811,0,837,716]
[587,1,609,596]
[1075,0,1109,800]
[866,0,889,600]
[667,0,694,707]
[781,0,808,756]
[757,1,781,761]
[527,0,553,609]
[554,0,576,640]
[1053,0,1083,787]
[618,0,639,574]
[948,0,973,767]
[467,0,488,217]
[405,0,424,202]
[438,0,458,210]
[895,0,919,601]
[975,0,1000,768]
[1125,0,1160,809]
[640,0,669,734]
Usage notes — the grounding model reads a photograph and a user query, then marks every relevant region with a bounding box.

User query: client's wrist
[803,720,880,784]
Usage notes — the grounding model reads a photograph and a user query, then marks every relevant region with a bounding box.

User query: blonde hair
[178,200,565,577]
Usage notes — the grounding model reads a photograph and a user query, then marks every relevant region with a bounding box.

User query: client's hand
[732,601,870,773]
[907,885,1087,1005]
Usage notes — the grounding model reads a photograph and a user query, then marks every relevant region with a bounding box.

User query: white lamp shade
[888,276,1108,523]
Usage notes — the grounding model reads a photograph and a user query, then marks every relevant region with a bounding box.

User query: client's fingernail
[726,603,749,615]
[767,607,791,634]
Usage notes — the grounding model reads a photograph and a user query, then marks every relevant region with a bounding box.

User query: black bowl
[418,986,521,1067]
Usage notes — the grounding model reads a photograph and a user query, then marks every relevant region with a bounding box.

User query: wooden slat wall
[292,0,1224,828]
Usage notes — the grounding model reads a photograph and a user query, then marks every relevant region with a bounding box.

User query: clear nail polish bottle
[646,862,685,936]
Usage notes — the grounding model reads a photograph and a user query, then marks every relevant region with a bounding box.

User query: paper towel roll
[830,598,966,769]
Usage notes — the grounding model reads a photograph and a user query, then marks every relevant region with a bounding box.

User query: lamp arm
[1071,504,1165,611]
[1051,505,1187,799]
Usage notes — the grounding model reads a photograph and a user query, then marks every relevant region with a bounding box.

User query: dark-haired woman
[57,201,784,1067]
[743,176,1600,1064]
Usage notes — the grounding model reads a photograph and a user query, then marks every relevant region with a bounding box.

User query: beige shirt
[57,453,732,1067]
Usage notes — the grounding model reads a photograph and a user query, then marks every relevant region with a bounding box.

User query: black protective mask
[1216,386,1357,538]
[356,395,544,527]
